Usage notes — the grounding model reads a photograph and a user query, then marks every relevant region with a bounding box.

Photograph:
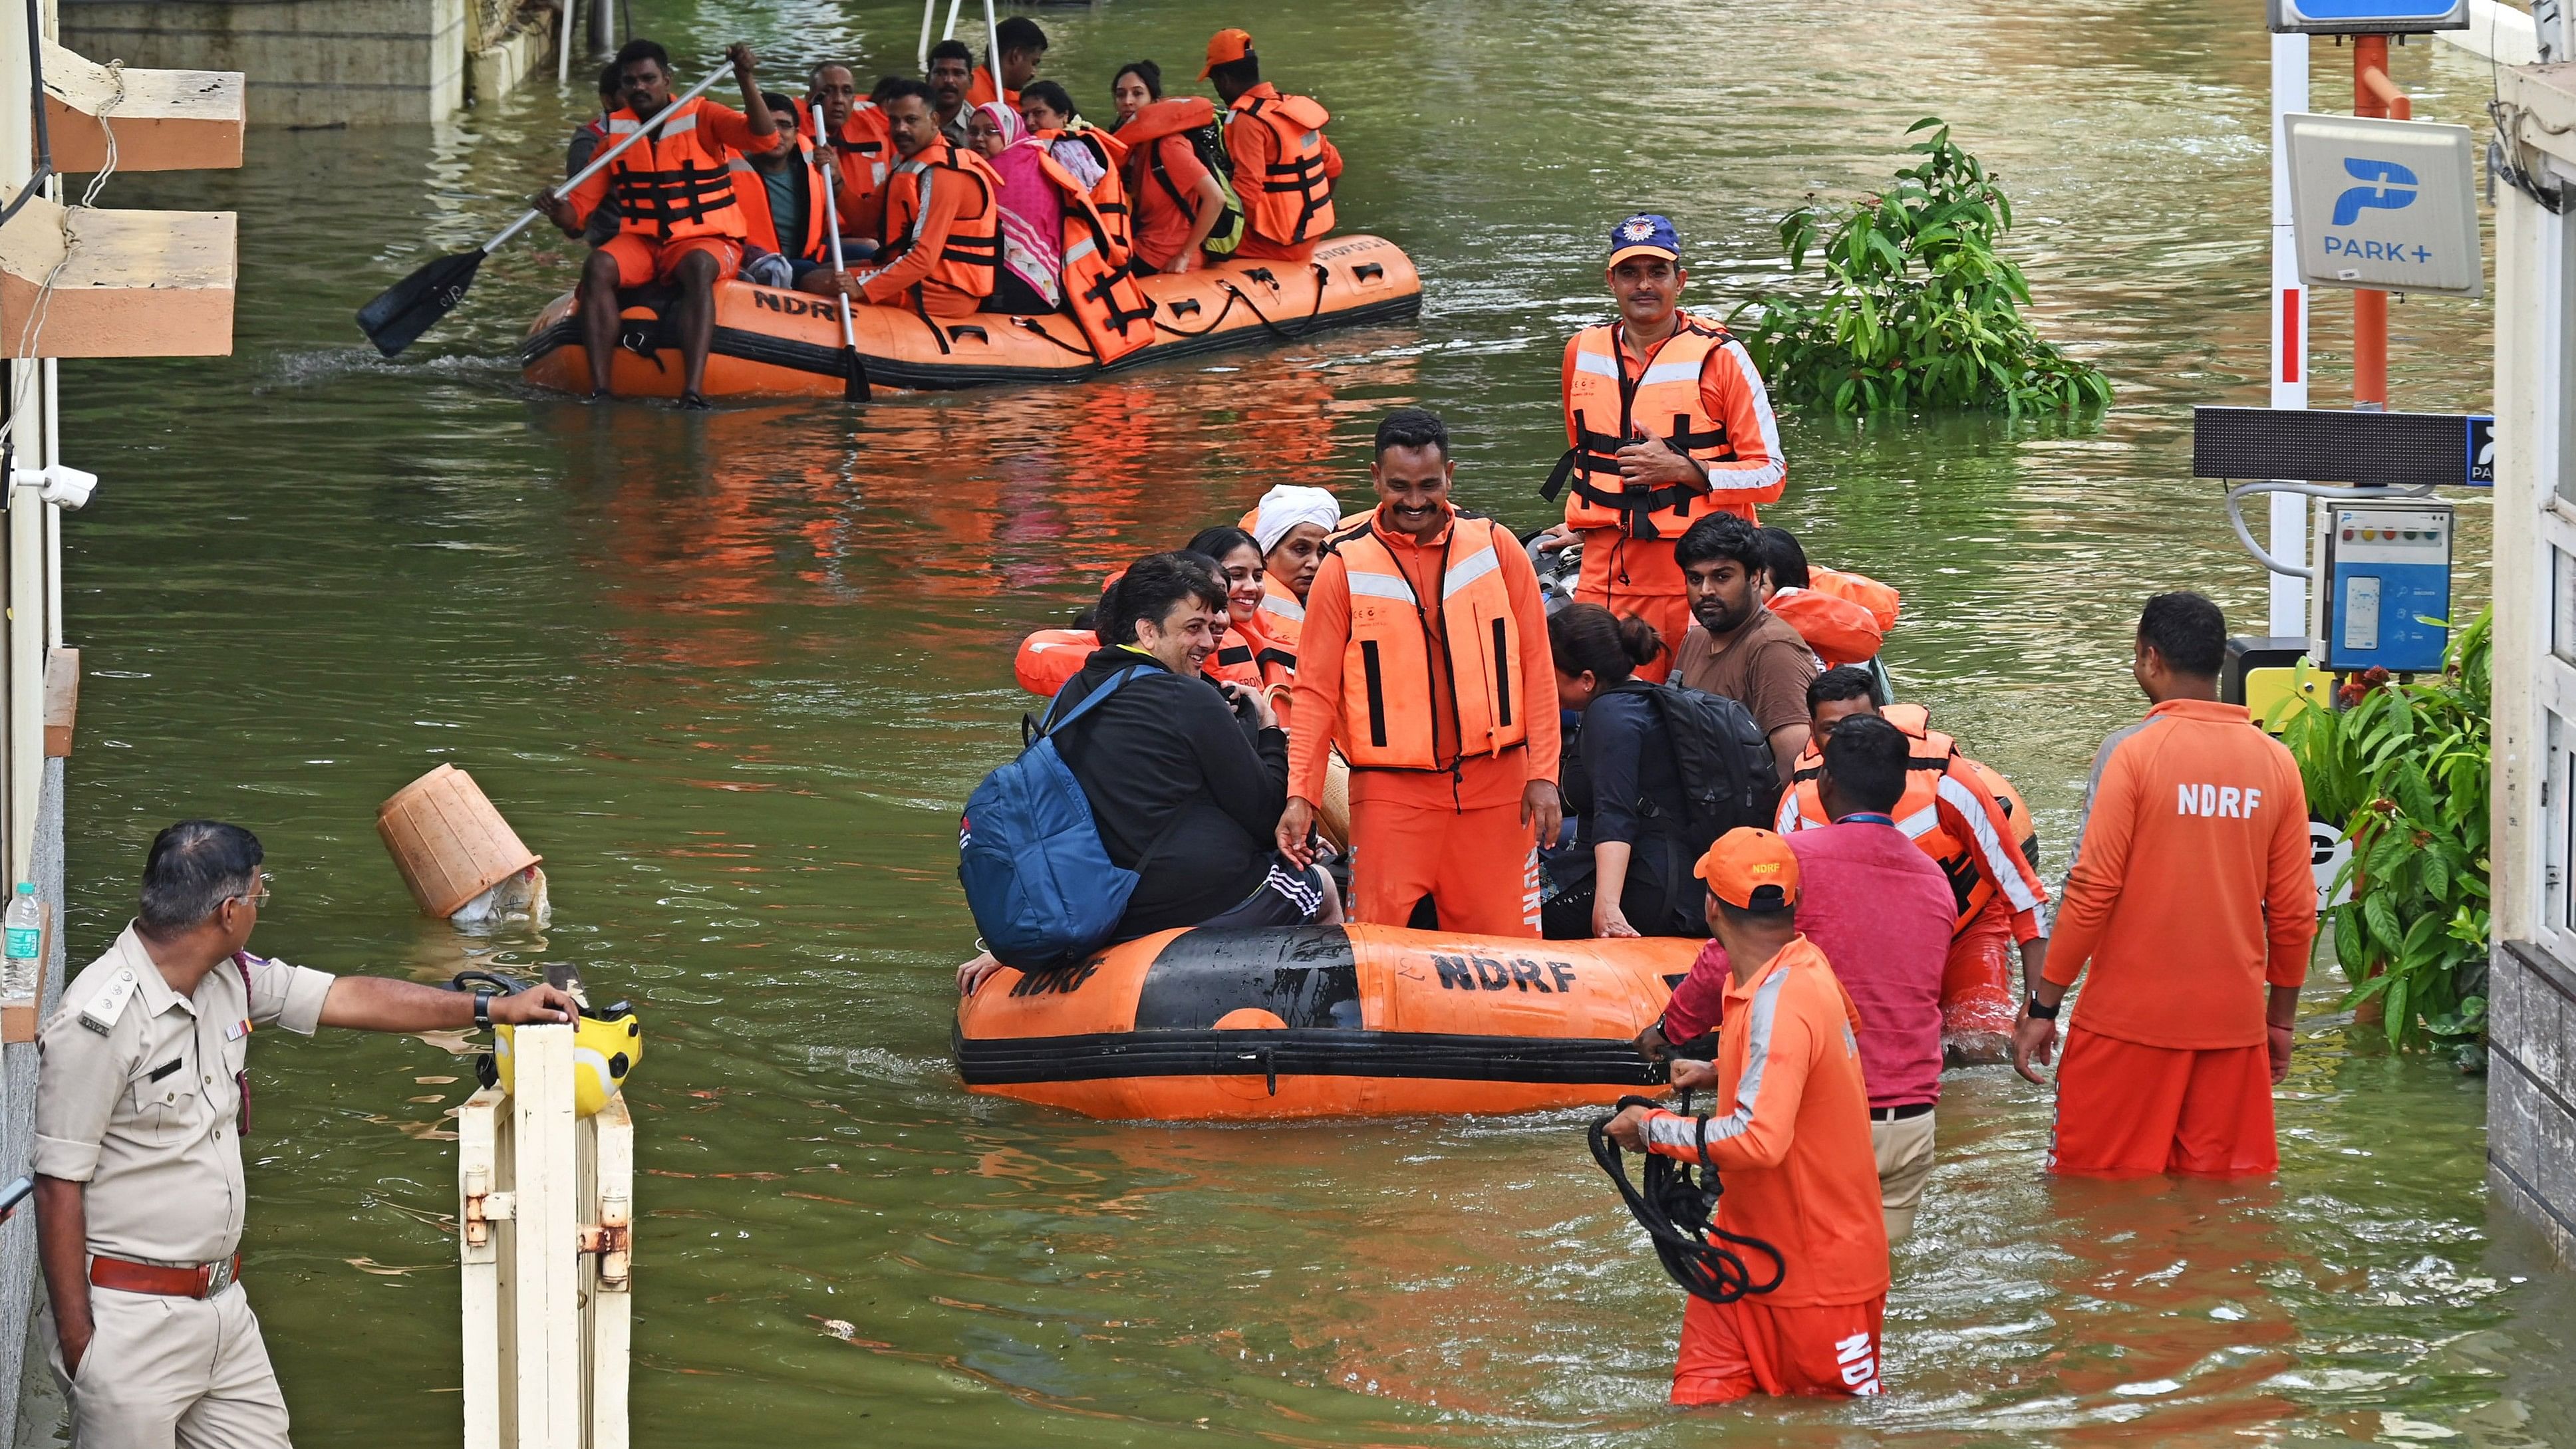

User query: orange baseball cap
[1695,828,1800,912]
[1201,28,1254,78]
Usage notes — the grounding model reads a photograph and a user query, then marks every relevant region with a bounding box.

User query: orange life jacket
[805,100,892,238]
[1810,567,1900,634]
[603,98,762,243]
[883,138,1003,302]
[1254,573,1306,653]
[1967,756,2039,877]
[1032,145,1157,362]
[1015,628,1095,697]
[1206,624,1266,691]
[1768,587,1884,668]
[1031,126,1134,263]
[1227,84,1336,245]
[730,131,837,263]
[1332,517,1528,771]
[1776,704,2035,934]
[1550,317,1753,539]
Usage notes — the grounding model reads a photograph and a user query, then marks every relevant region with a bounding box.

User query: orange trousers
[1348,797,1540,938]
[1673,1292,1884,1405]
[2050,1025,2278,1177]
[1941,906,2017,1049]
[1572,535,1689,686]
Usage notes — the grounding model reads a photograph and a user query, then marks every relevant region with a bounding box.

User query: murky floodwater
[52,0,2570,1443]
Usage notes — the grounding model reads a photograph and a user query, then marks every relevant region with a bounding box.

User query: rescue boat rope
[1588,1094,1786,1304]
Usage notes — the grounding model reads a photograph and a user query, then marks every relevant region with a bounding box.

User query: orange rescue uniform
[809,100,893,241]
[1556,319,1786,682]
[2043,698,2317,1176]
[1288,504,1558,937]
[566,97,784,287]
[1636,936,1888,1404]
[865,138,1003,315]
[1222,83,1340,259]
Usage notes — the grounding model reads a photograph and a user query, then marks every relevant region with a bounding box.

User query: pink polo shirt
[1659,818,1955,1109]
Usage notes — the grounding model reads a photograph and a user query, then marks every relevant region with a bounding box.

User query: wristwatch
[473,989,494,1028]
[2025,995,2060,1020]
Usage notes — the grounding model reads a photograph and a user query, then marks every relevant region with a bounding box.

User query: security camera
[9,463,96,511]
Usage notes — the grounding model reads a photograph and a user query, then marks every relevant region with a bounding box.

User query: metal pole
[2351,34,2405,412]
[985,0,1002,96]
[2268,30,2310,636]
[587,0,615,53]
[558,0,576,82]
[917,0,936,72]
[942,0,963,41]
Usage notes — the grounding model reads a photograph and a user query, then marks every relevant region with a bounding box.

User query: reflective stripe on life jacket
[1775,705,2043,933]
[884,140,1003,301]
[1035,145,1157,362]
[1257,575,1307,648]
[1334,517,1528,771]
[1546,317,1751,538]
[1228,86,1336,245]
[605,99,756,243]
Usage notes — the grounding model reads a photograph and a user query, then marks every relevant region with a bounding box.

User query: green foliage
[2275,610,2492,1063]
[1730,119,2111,416]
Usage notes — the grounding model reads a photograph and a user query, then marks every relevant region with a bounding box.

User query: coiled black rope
[1588,1093,1787,1303]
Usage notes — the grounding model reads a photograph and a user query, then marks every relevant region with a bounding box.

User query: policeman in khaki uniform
[35,821,575,1447]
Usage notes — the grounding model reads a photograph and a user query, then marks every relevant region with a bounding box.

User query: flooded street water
[54,0,2573,1442]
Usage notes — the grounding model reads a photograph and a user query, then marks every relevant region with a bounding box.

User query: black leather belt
[1869,1103,1934,1122]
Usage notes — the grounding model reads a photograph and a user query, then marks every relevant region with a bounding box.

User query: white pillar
[2269,31,2312,638]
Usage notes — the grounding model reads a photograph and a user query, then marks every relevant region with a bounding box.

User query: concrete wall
[58,0,466,127]
[0,762,69,1448]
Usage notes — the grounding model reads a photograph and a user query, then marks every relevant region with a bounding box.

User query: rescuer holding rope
[1603,829,1888,1404]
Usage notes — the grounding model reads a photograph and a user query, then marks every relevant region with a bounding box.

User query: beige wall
[59,0,466,126]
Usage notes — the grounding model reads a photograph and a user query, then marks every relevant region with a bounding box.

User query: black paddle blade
[357,247,488,358]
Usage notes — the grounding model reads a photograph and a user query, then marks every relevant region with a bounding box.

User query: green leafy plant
[2275,608,2492,1064]
[1731,118,2111,416]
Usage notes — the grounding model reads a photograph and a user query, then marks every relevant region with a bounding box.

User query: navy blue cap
[1607,213,1681,265]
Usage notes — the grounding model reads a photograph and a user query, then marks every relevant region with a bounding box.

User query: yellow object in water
[492,1009,643,1117]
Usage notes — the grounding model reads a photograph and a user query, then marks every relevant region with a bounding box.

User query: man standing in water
[1544,215,1786,681]
[537,39,782,408]
[1605,829,1887,1404]
[1276,408,1560,936]
[35,821,576,1444]
[2014,592,2317,1175]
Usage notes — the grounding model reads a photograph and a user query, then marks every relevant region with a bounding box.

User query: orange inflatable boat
[520,235,1421,399]
[954,923,1693,1120]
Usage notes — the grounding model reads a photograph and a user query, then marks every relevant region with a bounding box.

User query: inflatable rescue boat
[520,235,1421,399]
[954,923,1693,1120]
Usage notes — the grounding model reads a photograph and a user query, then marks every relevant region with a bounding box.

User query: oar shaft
[815,153,861,351]
[479,64,736,253]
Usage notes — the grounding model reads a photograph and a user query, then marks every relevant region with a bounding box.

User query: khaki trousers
[47,1283,291,1448]
[1872,1110,1937,1244]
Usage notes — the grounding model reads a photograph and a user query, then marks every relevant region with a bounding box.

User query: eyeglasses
[230,872,273,908]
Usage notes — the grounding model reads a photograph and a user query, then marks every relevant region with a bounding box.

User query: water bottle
[3,882,41,1002]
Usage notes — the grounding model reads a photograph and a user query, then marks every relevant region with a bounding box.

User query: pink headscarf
[979,101,1062,305]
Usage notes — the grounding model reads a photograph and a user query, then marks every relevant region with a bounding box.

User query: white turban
[1251,485,1341,556]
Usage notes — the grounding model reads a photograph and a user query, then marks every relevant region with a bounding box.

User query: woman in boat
[1546,603,1705,942]
[965,101,1064,316]
[1184,526,1293,710]
[1108,60,1159,130]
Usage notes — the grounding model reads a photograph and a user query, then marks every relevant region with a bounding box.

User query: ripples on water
[51,0,2563,1443]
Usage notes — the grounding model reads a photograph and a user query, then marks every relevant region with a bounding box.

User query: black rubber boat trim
[519,290,1423,392]
[953,1025,1666,1087]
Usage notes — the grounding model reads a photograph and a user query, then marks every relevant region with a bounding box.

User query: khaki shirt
[34,924,335,1265]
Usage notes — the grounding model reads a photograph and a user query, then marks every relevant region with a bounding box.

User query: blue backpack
[958,666,1145,970]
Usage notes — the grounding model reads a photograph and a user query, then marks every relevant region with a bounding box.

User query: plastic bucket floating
[377,764,543,919]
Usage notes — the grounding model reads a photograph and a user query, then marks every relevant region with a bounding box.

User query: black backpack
[1612,680,1783,855]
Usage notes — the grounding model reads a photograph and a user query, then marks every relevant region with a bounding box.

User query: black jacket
[1047,648,1289,938]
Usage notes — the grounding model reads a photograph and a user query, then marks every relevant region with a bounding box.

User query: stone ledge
[0,197,235,358]
[41,44,245,174]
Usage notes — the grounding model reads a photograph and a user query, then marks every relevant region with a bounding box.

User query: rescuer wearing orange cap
[1276,408,1560,937]
[1542,214,1787,682]
[1201,28,1344,261]
[1604,829,1888,1405]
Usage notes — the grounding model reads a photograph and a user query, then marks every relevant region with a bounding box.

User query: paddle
[356,65,735,358]
[815,150,867,402]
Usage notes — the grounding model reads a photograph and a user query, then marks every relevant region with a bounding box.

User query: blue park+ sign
[2268,0,2469,33]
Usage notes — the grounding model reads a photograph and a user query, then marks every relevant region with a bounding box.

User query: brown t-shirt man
[1673,606,1821,771]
